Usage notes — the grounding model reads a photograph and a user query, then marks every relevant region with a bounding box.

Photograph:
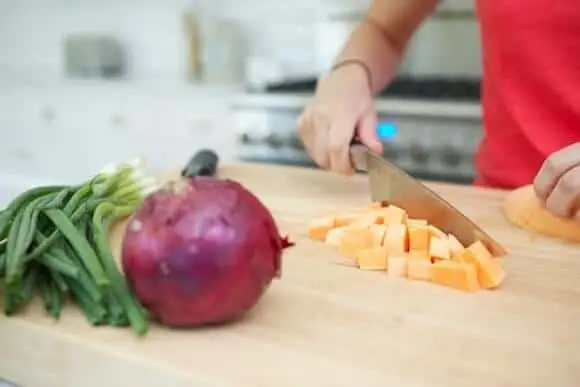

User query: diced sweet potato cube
[447,234,465,253]
[308,217,336,241]
[366,201,383,210]
[431,261,479,292]
[369,224,388,246]
[350,214,381,227]
[384,223,408,254]
[378,205,408,225]
[338,228,373,258]
[407,259,432,281]
[429,236,451,261]
[451,250,467,263]
[406,218,428,227]
[407,250,430,260]
[324,226,347,247]
[387,255,408,278]
[356,247,389,270]
[334,211,369,227]
[484,258,506,289]
[462,241,505,289]
[408,226,430,251]
[428,225,446,239]
[447,233,465,261]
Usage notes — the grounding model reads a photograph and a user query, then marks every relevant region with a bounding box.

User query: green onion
[0,157,159,334]
[44,208,109,288]
[5,192,58,285]
[92,201,148,336]
[0,185,65,240]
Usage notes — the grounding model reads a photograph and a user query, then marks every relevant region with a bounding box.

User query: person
[297,0,580,220]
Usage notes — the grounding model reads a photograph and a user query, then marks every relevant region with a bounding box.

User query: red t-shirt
[473,0,580,189]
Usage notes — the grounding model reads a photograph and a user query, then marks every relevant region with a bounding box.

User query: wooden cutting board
[1,163,579,387]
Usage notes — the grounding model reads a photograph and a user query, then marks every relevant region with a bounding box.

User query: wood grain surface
[1,163,579,387]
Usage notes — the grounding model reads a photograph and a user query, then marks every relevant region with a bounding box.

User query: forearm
[333,0,440,95]
[333,19,401,94]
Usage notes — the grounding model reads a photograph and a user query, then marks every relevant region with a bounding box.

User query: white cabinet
[0,81,240,204]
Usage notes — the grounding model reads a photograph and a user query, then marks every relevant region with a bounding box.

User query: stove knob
[440,146,462,166]
[239,133,251,144]
[289,136,304,150]
[409,144,429,164]
[265,134,283,149]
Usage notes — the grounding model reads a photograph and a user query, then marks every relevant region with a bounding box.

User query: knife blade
[350,143,507,257]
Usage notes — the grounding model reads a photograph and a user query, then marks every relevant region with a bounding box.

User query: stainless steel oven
[230,76,482,185]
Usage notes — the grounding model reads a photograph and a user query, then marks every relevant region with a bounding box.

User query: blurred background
[0,0,482,206]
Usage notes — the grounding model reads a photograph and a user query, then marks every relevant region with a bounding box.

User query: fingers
[298,106,357,175]
[327,112,358,175]
[534,143,580,202]
[298,108,329,169]
[357,109,383,155]
[311,111,331,169]
[297,76,378,175]
[543,164,580,218]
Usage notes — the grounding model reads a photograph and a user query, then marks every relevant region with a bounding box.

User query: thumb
[357,109,383,155]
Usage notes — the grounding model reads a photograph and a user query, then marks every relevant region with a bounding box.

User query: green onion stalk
[0,157,161,335]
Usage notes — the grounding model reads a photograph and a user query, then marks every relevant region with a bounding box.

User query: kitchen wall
[0,0,476,205]
[0,0,364,81]
[0,0,475,80]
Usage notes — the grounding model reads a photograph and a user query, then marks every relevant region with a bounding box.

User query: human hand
[297,63,383,175]
[533,142,580,220]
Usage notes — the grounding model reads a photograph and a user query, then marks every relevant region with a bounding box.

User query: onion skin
[121,177,293,327]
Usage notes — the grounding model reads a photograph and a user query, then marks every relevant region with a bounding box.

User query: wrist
[329,59,373,91]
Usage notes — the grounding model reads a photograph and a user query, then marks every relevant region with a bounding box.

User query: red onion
[121,176,293,327]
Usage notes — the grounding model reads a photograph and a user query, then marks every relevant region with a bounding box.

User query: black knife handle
[181,149,219,178]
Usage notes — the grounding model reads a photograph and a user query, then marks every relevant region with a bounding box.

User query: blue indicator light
[376,121,398,140]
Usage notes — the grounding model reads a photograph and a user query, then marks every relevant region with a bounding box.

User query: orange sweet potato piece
[333,210,372,227]
[407,259,432,281]
[481,258,506,289]
[503,184,580,243]
[369,224,388,246]
[408,226,430,251]
[350,213,381,227]
[447,233,465,252]
[378,205,408,225]
[462,241,505,289]
[428,225,446,239]
[406,218,428,227]
[308,217,336,241]
[384,223,409,254]
[407,250,430,260]
[356,246,389,270]
[366,201,384,210]
[451,250,467,263]
[447,233,466,261]
[324,226,347,247]
[387,255,408,278]
[429,236,451,261]
[338,228,373,258]
[431,261,479,292]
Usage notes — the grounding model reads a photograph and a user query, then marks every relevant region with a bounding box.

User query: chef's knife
[350,142,507,257]
[181,148,219,178]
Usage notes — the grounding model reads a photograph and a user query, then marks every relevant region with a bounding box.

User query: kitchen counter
[1,162,579,387]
